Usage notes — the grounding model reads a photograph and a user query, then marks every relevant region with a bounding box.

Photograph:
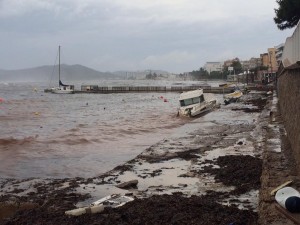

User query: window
[180,95,203,106]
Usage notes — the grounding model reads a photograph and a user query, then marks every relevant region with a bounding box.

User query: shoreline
[0,90,293,224]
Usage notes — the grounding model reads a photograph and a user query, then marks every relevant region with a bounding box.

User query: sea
[0,79,224,179]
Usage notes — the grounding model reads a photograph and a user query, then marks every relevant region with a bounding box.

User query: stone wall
[277,69,300,166]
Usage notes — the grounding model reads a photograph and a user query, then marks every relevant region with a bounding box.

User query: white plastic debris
[65,205,104,216]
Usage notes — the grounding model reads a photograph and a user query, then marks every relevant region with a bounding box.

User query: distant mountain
[113,69,170,79]
[0,64,119,82]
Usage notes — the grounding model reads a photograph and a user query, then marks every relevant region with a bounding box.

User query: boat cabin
[178,89,217,117]
[63,85,74,90]
[179,89,205,107]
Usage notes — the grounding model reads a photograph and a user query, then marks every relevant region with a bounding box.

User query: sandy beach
[0,89,297,225]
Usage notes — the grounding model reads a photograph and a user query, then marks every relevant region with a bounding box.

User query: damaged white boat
[91,194,134,208]
[178,89,218,117]
[224,89,243,105]
[65,194,134,216]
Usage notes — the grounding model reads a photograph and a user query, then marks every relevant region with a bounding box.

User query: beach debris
[274,204,300,224]
[0,202,38,220]
[65,205,104,216]
[178,89,217,117]
[270,180,293,196]
[224,89,243,105]
[91,194,134,208]
[116,179,138,189]
[275,187,300,213]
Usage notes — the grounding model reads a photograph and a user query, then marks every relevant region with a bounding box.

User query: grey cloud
[0,0,295,73]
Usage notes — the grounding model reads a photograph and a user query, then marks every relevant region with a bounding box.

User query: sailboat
[50,46,75,94]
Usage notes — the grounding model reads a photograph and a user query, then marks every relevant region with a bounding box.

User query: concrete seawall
[277,20,300,168]
[277,69,300,166]
[258,20,300,224]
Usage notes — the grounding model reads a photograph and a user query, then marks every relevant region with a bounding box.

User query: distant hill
[113,69,170,79]
[0,64,118,82]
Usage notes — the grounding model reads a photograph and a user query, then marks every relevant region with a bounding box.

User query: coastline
[0,89,293,224]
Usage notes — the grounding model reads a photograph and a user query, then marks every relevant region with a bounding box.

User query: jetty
[74,85,235,94]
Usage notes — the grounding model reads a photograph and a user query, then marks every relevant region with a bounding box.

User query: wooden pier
[75,85,235,94]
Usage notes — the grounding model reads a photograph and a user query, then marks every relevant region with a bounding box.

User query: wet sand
[0,90,295,225]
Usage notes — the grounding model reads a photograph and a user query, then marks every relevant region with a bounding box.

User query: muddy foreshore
[0,90,295,225]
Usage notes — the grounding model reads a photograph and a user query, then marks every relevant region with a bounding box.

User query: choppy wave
[0,80,224,178]
[42,137,91,145]
[0,136,38,145]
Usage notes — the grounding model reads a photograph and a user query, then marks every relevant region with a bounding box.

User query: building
[259,48,278,83]
[268,47,278,73]
[203,62,223,74]
[241,58,261,70]
[223,58,240,67]
[260,47,279,73]
[275,43,284,65]
[260,53,269,68]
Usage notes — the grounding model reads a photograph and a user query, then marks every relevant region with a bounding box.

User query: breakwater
[75,85,234,94]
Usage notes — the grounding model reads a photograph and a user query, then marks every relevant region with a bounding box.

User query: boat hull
[179,100,217,117]
[178,89,218,117]
[51,87,75,94]
[224,90,243,104]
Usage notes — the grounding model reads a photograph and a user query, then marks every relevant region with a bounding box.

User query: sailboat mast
[59,45,61,85]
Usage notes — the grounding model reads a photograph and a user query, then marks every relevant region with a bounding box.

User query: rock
[116,180,138,189]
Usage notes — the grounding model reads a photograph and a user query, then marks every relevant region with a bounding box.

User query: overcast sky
[0,0,294,73]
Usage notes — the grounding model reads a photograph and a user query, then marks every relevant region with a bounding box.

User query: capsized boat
[91,194,134,208]
[224,89,243,105]
[178,89,218,117]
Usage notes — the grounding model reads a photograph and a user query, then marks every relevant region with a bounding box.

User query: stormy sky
[0,0,294,73]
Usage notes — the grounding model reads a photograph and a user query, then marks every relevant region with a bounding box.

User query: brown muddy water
[0,86,272,225]
[0,81,223,178]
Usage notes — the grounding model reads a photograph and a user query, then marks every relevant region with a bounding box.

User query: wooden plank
[275,204,300,224]
[270,180,293,196]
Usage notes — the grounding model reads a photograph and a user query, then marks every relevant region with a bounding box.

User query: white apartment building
[203,62,223,74]
[275,43,284,64]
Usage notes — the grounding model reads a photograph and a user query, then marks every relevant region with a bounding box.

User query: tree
[145,72,157,79]
[274,0,300,30]
[231,60,243,74]
[189,67,209,80]
[209,71,222,79]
